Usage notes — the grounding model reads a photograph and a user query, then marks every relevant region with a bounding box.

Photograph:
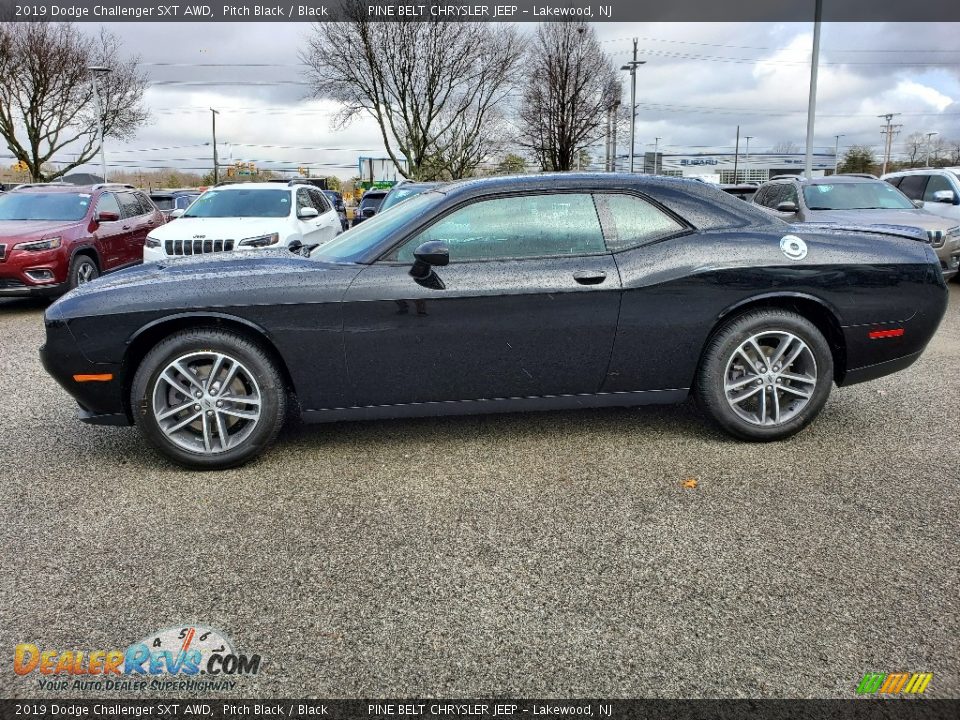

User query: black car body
[41,174,947,469]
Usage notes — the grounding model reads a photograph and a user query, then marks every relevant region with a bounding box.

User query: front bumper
[39,314,133,426]
[0,278,66,297]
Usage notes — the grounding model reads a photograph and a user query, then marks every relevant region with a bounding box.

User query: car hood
[804,208,957,231]
[147,216,288,240]
[48,250,363,319]
[0,219,82,241]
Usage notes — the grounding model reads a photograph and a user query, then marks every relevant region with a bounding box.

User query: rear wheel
[131,329,286,469]
[695,309,834,441]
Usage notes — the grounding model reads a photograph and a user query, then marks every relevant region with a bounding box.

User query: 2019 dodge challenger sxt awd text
[40,174,948,469]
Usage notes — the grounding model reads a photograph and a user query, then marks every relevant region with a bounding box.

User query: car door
[920,174,960,222]
[115,192,150,266]
[91,192,127,270]
[340,192,622,407]
[293,188,326,246]
[309,188,342,242]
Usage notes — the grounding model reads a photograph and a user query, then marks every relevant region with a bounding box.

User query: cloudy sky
[74,21,960,179]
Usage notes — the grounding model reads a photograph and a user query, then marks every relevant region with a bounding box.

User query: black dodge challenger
[40,174,948,469]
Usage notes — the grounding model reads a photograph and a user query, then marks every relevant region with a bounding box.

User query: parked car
[351,189,388,227]
[719,183,758,202]
[379,181,444,213]
[143,181,342,263]
[882,168,960,224]
[322,190,349,231]
[752,175,960,279]
[0,183,164,297]
[41,173,947,469]
[149,189,201,220]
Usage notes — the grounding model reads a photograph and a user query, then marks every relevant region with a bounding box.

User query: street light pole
[653,136,661,174]
[87,66,111,182]
[210,108,220,184]
[804,0,823,180]
[834,134,844,173]
[744,136,753,181]
[925,131,939,167]
[620,38,645,174]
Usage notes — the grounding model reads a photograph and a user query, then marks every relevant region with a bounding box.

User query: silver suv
[752,175,960,279]
[882,168,960,225]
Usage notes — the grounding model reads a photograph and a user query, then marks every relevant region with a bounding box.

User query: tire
[131,329,287,470]
[695,309,834,441]
[67,254,99,290]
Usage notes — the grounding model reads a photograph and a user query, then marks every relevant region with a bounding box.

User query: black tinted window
[135,193,155,215]
[309,189,330,212]
[885,177,903,189]
[594,193,685,251]
[393,193,605,262]
[897,175,928,200]
[117,192,143,219]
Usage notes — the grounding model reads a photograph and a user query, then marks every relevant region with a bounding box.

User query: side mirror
[932,189,957,204]
[170,208,185,218]
[288,239,303,254]
[776,201,798,213]
[362,206,377,218]
[297,207,319,220]
[95,210,120,223]
[413,240,449,267]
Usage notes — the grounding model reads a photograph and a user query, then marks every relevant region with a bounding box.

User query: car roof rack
[769,174,803,181]
[833,173,878,179]
[92,183,137,190]
[214,180,241,187]
[12,182,73,190]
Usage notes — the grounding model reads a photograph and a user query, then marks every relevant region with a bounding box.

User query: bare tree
[949,139,960,166]
[301,3,525,181]
[0,23,149,182]
[771,141,800,154]
[902,132,925,167]
[519,23,617,172]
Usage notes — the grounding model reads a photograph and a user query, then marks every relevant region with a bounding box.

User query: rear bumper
[840,351,923,387]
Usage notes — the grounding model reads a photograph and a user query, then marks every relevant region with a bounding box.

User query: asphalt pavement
[1,287,958,699]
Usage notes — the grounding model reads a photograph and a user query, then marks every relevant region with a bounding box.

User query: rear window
[594,193,685,251]
[151,196,175,211]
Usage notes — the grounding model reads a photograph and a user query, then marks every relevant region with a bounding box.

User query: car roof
[11,183,133,194]
[765,175,883,185]
[884,167,960,176]
[209,182,296,191]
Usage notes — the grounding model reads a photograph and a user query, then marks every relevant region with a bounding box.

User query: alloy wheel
[76,262,96,284]
[723,331,818,426]
[151,351,262,454]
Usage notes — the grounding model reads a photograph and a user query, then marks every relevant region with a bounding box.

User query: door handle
[573,270,607,285]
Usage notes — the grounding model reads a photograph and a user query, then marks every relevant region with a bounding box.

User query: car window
[95,192,122,218]
[897,175,928,200]
[885,176,903,189]
[390,193,605,263]
[780,185,799,207]
[923,174,954,201]
[174,195,197,210]
[135,192,155,215]
[150,195,174,211]
[296,188,319,213]
[594,193,685,251]
[0,192,92,221]
[309,189,330,212]
[117,192,143,219]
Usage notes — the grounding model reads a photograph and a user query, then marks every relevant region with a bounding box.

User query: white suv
[143,181,342,262]
[882,168,960,223]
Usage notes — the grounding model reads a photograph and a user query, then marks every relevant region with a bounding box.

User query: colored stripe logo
[857,672,932,694]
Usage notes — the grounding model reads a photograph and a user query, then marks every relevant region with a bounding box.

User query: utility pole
[804,0,823,180]
[87,66,111,182]
[210,108,220,184]
[732,125,740,183]
[620,39,645,174]
[834,134,844,173]
[744,136,753,181]
[653,137,661,174]
[879,113,902,175]
[925,131,939,167]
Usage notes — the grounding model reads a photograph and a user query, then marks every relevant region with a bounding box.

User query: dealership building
[631,151,838,183]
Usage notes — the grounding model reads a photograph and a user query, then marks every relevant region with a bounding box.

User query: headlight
[14,236,61,251]
[238,232,280,248]
[145,235,161,248]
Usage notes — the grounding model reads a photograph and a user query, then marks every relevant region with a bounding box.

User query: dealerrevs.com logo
[14,626,261,692]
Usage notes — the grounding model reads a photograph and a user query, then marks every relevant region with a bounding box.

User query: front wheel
[131,329,287,469]
[695,309,834,441]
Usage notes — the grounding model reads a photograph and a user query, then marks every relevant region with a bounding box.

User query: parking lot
[1,285,958,699]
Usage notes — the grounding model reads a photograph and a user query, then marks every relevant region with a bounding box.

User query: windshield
[183,188,291,218]
[0,192,91,221]
[312,192,440,263]
[359,194,386,210]
[151,196,175,211]
[802,182,914,210]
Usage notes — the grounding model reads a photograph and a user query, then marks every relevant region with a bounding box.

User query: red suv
[0,183,166,297]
